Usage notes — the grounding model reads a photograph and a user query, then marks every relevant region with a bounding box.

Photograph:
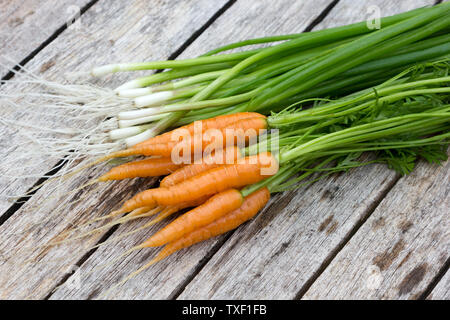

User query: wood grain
[49,0,335,300]
[0,0,230,299]
[0,0,92,78]
[176,0,437,300]
[302,158,449,299]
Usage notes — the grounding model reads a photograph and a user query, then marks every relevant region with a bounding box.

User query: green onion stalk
[239,63,450,197]
[88,3,450,150]
[242,109,449,196]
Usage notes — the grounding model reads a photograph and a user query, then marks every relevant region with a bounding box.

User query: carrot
[54,156,182,200]
[160,146,242,187]
[104,116,267,159]
[60,116,267,181]
[148,187,270,259]
[98,157,182,181]
[118,152,278,212]
[113,187,270,288]
[135,112,266,147]
[138,188,244,247]
[67,155,188,199]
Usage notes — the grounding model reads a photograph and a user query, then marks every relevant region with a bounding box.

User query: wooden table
[0,0,448,300]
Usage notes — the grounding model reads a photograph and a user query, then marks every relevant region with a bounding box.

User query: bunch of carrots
[53,59,449,293]
[2,3,448,294]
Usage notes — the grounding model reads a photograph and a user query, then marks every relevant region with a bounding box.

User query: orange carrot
[98,157,182,181]
[100,188,270,297]
[150,187,269,259]
[118,152,278,212]
[135,112,266,147]
[161,194,211,214]
[139,189,244,247]
[53,113,267,184]
[160,146,242,187]
[105,116,267,159]
[114,187,270,286]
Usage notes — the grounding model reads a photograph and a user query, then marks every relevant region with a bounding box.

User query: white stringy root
[0,62,131,181]
[0,59,174,197]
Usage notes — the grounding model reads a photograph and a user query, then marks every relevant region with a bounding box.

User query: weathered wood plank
[48,0,336,300]
[176,0,437,300]
[0,0,92,78]
[302,158,449,300]
[427,268,450,300]
[0,0,230,299]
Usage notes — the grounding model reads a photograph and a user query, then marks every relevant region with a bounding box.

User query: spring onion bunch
[241,60,450,195]
[92,3,450,149]
[1,3,449,182]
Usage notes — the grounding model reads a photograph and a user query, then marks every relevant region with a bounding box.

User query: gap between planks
[1,0,99,82]
[422,257,450,299]
[426,261,450,300]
